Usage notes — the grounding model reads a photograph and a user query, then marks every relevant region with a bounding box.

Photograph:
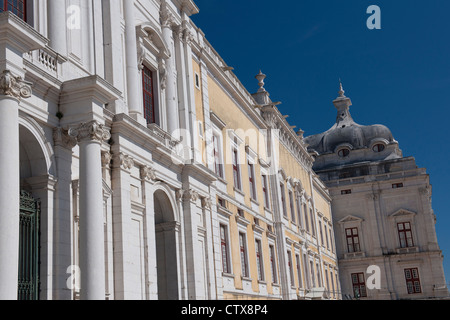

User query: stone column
[47,0,68,55]
[123,0,143,120]
[0,70,32,300]
[141,166,158,300]
[160,1,179,138]
[69,121,110,300]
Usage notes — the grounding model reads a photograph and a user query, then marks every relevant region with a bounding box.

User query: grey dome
[304,84,396,155]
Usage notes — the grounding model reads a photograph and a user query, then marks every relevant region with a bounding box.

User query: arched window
[338,148,350,158]
[372,143,385,153]
[0,0,27,21]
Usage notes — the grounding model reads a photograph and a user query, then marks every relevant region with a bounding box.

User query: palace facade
[0,0,339,300]
[0,0,446,301]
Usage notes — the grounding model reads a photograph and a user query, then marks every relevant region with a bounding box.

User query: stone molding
[0,70,32,100]
[68,120,111,144]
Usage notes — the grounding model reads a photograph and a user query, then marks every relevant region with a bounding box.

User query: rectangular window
[255,239,264,281]
[304,204,310,233]
[232,149,241,190]
[280,183,287,218]
[220,225,230,274]
[142,65,156,124]
[346,227,361,253]
[325,225,330,250]
[287,250,295,287]
[296,198,302,229]
[316,263,321,287]
[351,273,367,298]
[269,245,278,284]
[331,270,335,298]
[248,161,257,200]
[398,222,414,248]
[310,261,315,287]
[239,233,249,278]
[319,220,324,246]
[392,183,404,189]
[404,268,421,294]
[213,134,223,178]
[289,191,295,223]
[341,189,352,195]
[0,0,27,21]
[194,72,200,89]
[296,254,302,288]
[330,228,335,253]
[310,208,316,237]
[262,175,270,209]
[303,254,310,288]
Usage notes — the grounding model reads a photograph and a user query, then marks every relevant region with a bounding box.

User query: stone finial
[256,70,267,93]
[338,79,346,98]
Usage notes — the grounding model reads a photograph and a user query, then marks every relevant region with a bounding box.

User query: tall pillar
[0,70,32,300]
[160,1,179,138]
[69,121,110,300]
[123,0,143,119]
[47,0,68,55]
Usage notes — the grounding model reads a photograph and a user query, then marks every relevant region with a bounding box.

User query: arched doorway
[153,190,179,300]
[18,121,54,300]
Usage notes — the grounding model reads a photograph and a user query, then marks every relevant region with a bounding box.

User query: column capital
[68,120,111,144]
[160,1,175,28]
[0,70,32,100]
[140,165,157,182]
[113,152,134,171]
[53,127,77,149]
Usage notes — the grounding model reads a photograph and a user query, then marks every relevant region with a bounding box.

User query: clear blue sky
[192,0,450,285]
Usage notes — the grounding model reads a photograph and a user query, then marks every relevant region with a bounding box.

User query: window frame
[345,227,361,253]
[212,133,224,178]
[142,64,157,124]
[239,232,249,278]
[219,224,231,274]
[351,272,367,298]
[255,239,265,282]
[404,268,422,294]
[280,182,288,219]
[0,0,27,22]
[261,174,270,209]
[397,222,414,248]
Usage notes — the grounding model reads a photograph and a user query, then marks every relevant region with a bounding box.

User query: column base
[129,112,148,127]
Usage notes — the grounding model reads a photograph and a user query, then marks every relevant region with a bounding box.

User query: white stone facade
[0,0,341,301]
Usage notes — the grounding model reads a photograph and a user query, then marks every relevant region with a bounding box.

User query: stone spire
[333,80,354,127]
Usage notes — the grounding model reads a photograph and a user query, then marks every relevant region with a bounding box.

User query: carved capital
[141,165,157,182]
[68,120,111,143]
[113,152,134,171]
[0,70,32,100]
[181,189,199,203]
[160,1,175,28]
[53,127,77,149]
[201,197,212,210]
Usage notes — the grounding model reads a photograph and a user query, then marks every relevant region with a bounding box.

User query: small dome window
[372,144,385,153]
[338,148,350,158]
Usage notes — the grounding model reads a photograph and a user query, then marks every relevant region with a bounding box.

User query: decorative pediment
[388,209,416,219]
[338,215,364,224]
